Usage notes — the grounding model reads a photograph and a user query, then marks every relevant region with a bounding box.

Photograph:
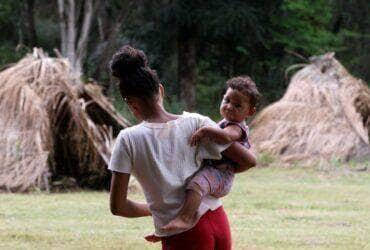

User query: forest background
[0,0,369,120]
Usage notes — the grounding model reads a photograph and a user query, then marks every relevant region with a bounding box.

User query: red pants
[161,206,231,250]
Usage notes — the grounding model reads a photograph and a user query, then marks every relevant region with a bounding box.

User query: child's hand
[189,127,207,146]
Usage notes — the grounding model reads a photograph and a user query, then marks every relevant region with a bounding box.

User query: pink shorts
[187,164,234,198]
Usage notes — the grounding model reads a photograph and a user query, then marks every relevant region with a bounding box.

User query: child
[162,76,260,231]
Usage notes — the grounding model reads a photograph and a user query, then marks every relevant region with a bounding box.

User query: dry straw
[0,48,130,192]
[250,52,370,164]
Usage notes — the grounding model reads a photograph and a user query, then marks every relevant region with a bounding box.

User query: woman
[108,45,256,250]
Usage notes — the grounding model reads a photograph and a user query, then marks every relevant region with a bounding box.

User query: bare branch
[53,48,63,58]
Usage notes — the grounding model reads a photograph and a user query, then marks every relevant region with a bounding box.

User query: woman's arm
[222,142,256,173]
[110,172,151,217]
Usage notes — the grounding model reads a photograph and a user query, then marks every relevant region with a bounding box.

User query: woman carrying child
[108,45,257,250]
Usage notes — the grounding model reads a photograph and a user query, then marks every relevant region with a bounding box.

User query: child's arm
[110,172,151,218]
[190,125,242,146]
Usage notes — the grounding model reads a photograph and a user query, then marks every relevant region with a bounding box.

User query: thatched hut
[0,49,130,192]
[250,53,370,164]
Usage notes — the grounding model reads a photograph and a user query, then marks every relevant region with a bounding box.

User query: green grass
[1,165,370,249]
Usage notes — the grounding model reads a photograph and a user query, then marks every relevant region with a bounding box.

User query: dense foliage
[0,0,368,120]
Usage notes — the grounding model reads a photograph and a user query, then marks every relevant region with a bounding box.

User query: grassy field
[1,164,370,249]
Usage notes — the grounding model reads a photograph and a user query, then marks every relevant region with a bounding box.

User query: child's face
[220,88,255,122]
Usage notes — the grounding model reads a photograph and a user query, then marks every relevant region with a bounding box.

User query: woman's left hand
[144,234,162,243]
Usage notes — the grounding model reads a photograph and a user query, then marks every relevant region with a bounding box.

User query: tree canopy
[0,0,368,118]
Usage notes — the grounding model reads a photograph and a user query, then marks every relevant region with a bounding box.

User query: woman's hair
[226,76,261,107]
[109,45,160,100]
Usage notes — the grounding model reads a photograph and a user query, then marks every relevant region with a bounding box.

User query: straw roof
[250,53,370,164]
[0,48,130,192]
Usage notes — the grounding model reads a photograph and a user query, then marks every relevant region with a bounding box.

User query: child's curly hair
[226,76,261,107]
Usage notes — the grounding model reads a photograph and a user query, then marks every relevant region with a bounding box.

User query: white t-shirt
[108,112,230,236]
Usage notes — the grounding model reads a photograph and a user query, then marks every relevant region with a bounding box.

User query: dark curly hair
[109,45,160,101]
[226,76,261,107]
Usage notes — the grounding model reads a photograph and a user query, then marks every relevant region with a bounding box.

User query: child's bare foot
[161,214,195,231]
[144,234,161,242]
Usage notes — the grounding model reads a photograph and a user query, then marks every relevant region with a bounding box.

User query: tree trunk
[57,0,96,76]
[75,0,94,73]
[57,0,67,55]
[25,0,37,46]
[93,0,133,93]
[178,25,197,111]
[97,0,110,41]
[93,11,125,82]
[66,0,76,67]
[19,0,37,47]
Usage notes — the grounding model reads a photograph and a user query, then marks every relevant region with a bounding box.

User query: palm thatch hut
[0,48,130,192]
[250,52,370,164]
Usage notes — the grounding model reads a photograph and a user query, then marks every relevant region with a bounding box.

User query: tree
[57,0,96,75]
[128,1,268,110]
[0,0,368,109]
[332,0,370,84]
[20,0,37,46]
[0,1,36,65]
[178,23,197,110]
[271,0,340,56]
[92,0,134,89]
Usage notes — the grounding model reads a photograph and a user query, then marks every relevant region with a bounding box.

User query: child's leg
[161,168,213,231]
[161,189,202,231]
[211,164,235,198]
[162,165,234,231]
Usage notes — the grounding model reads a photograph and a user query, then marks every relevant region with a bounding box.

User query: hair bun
[109,45,148,78]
